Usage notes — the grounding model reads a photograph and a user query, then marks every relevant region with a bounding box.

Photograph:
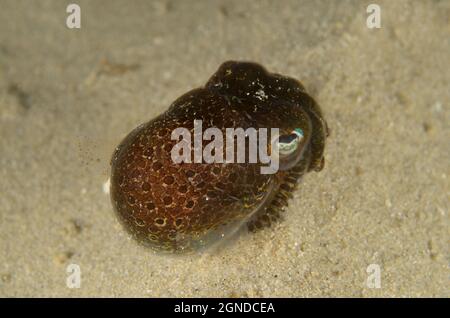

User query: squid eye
[278,128,304,156]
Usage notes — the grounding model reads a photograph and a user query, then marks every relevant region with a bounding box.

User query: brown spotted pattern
[110,61,328,253]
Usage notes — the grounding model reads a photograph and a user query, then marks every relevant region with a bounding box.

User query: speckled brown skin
[110,61,328,253]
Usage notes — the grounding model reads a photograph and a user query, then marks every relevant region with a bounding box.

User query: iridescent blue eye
[278,129,304,156]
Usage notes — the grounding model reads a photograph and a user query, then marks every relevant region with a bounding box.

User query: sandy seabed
[0,0,448,297]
